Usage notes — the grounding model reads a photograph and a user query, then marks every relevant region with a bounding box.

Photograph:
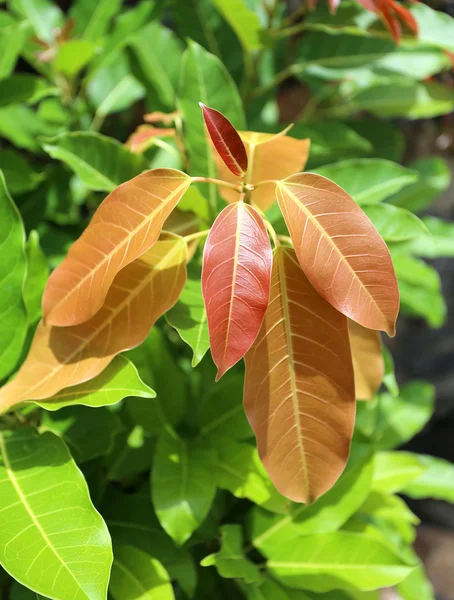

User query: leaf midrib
[0,432,87,599]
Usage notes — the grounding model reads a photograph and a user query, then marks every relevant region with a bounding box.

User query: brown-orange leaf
[214,127,310,210]
[43,169,191,327]
[244,247,355,503]
[202,201,272,381]
[0,237,187,412]
[276,173,399,336]
[349,320,384,401]
[200,103,248,177]
[125,125,175,154]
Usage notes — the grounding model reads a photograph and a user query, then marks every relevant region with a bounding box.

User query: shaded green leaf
[348,118,404,163]
[201,524,261,583]
[9,0,63,42]
[0,428,112,600]
[152,433,217,545]
[34,355,155,411]
[110,544,174,600]
[0,149,43,195]
[9,580,47,599]
[372,451,426,494]
[0,171,27,382]
[267,531,414,592]
[0,105,59,151]
[402,454,454,503]
[106,424,156,484]
[42,131,146,192]
[24,230,49,324]
[314,159,418,205]
[0,74,56,107]
[70,0,122,41]
[0,18,28,80]
[363,204,428,242]
[382,346,399,398]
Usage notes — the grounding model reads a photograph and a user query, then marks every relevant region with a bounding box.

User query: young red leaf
[202,201,272,380]
[244,247,355,503]
[0,237,187,412]
[348,319,384,401]
[276,173,399,336]
[43,168,191,327]
[200,103,248,177]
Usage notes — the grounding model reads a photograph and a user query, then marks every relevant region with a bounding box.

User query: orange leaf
[200,103,248,177]
[125,125,175,154]
[0,236,187,411]
[202,202,272,380]
[244,247,355,503]
[276,173,399,336]
[349,320,384,401]
[214,127,310,210]
[43,169,191,327]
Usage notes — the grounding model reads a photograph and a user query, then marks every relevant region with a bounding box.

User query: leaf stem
[278,235,293,246]
[191,177,243,192]
[183,230,211,243]
[253,179,279,189]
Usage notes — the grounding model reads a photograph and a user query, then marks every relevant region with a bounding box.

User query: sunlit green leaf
[54,40,95,77]
[411,3,454,53]
[402,454,454,503]
[211,0,262,51]
[42,132,146,192]
[152,433,217,545]
[24,230,49,324]
[397,562,435,600]
[0,18,28,80]
[0,428,112,599]
[9,0,63,42]
[70,0,122,41]
[372,451,426,494]
[363,204,428,242]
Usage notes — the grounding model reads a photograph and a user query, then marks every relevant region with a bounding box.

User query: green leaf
[24,230,49,324]
[372,451,426,494]
[0,428,112,599]
[169,0,222,58]
[87,53,145,122]
[177,40,245,192]
[411,3,454,54]
[0,74,56,107]
[34,355,155,411]
[177,186,211,223]
[70,0,122,41]
[373,381,434,450]
[126,328,186,435]
[207,435,288,514]
[402,454,454,503]
[382,346,398,397]
[87,1,155,77]
[129,22,183,110]
[40,405,123,463]
[110,544,174,600]
[0,105,59,151]
[152,433,217,545]
[397,563,435,600]
[166,264,210,367]
[0,19,28,80]
[101,488,196,597]
[250,445,374,554]
[347,80,454,119]
[9,580,47,599]
[0,149,43,195]
[9,0,63,42]
[348,118,405,163]
[54,40,95,78]
[196,375,251,440]
[314,159,418,205]
[387,157,451,213]
[42,132,146,192]
[292,121,372,168]
[241,578,313,600]
[211,0,262,51]
[362,204,428,242]
[393,215,454,258]
[201,524,261,583]
[106,424,156,484]
[392,254,446,327]
[267,531,414,592]
[0,171,27,382]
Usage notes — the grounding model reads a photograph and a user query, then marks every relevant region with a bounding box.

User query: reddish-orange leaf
[0,237,187,413]
[214,127,310,210]
[348,319,384,401]
[125,125,175,154]
[43,169,191,327]
[202,201,272,380]
[276,173,399,336]
[244,247,355,503]
[200,103,248,177]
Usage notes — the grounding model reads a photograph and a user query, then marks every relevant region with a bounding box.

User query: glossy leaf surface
[43,169,190,327]
[216,129,310,210]
[277,173,399,335]
[202,202,272,380]
[244,247,355,503]
[403,454,454,503]
[200,103,247,177]
[35,355,155,411]
[372,451,426,494]
[0,428,112,600]
[0,237,187,410]
[0,172,27,381]
[348,320,384,401]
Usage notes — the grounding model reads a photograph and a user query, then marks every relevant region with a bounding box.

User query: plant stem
[253,179,279,189]
[191,177,243,192]
[247,64,305,99]
[184,230,211,243]
[278,235,293,246]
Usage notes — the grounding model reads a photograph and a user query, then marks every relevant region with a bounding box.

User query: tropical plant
[0,0,454,599]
